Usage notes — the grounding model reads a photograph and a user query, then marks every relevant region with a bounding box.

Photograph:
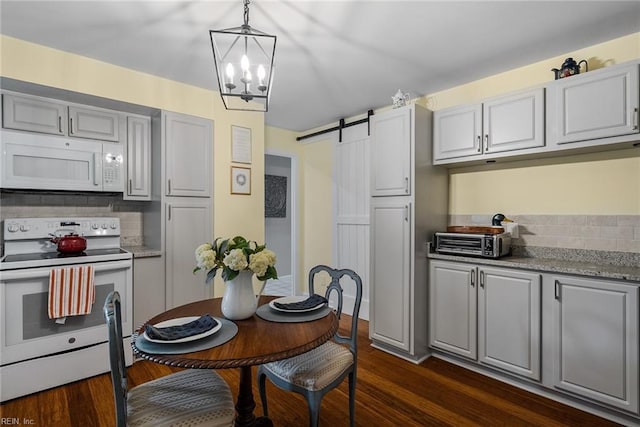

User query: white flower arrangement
[194,236,278,283]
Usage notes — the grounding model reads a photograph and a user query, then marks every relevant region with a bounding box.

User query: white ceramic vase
[221,270,265,320]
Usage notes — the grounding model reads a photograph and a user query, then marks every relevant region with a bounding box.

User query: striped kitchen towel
[48,265,96,321]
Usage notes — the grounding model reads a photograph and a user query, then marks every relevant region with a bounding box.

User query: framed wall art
[231,166,251,195]
[231,125,252,164]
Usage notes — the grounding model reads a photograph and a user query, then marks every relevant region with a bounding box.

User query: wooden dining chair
[257,265,363,427]
[103,291,236,427]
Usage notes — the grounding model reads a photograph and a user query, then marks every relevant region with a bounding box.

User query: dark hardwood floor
[0,317,622,426]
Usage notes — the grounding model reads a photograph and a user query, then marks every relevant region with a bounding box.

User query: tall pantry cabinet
[369,104,448,363]
[162,111,213,309]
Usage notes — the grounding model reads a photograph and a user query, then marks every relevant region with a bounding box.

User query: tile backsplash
[449,214,640,253]
[0,191,145,246]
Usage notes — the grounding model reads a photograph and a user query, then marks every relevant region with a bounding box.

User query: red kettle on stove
[49,231,87,253]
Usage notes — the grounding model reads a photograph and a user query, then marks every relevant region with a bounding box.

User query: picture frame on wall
[231,125,252,164]
[231,166,251,195]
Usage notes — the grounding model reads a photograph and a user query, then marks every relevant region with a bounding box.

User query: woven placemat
[256,303,332,323]
[134,318,238,355]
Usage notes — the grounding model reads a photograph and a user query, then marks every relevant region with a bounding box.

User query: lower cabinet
[165,198,213,309]
[133,255,165,329]
[370,198,412,352]
[429,260,541,380]
[429,258,640,419]
[551,274,639,413]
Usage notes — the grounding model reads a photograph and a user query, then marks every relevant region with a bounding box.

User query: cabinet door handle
[554,279,560,300]
[167,179,172,194]
[167,204,172,221]
[484,134,489,152]
[58,116,62,133]
[470,270,475,287]
[476,135,481,152]
[405,177,409,194]
[480,270,485,288]
[128,179,132,194]
[69,117,74,134]
[404,205,409,222]
[633,107,638,130]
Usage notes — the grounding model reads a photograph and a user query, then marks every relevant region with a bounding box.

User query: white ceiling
[1,1,639,132]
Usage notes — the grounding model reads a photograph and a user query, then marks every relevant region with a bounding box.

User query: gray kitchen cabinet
[2,93,66,135]
[369,104,448,363]
[429,260,477,359]
[370,198,412,352]
[133,255,165,329]
[125,115,151,200]
[163,111,212,197]
[478,267,541,380]
[434,87,545,163]
[2,92,123,142]
[370,106,412,196]
[548,63,639,146]
[551,274,639,414]
[165,198,213,309]
[429,260,542,380]
[68,105,120,142]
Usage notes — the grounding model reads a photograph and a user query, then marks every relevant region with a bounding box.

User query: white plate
[143,316,222,344]
[269,296,326,313]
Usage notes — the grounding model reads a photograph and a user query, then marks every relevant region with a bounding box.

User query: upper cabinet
[163,111,212,198]
[2,92,123,143]
[370,107,412,196]
[125,115,151,200]
[68,105,120,142]
[434,87,545,164]
[547,63,639,146]
[2,93,67,136]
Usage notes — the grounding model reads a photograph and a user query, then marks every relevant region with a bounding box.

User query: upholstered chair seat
[127,370,235,427]
[261,341,354,392]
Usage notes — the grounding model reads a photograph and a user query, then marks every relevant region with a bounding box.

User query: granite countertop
[122,245,162,258]
[428,246,640,282]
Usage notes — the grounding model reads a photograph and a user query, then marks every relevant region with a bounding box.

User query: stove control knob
[20,225,31,232]
[110,222,118,229]
[91,223,99,230]
[7,224,19,232]
[102,223,108,229]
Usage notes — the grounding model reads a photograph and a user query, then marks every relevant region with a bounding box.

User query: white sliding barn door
[334,127,370,320]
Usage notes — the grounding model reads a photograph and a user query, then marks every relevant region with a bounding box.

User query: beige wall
[0,35,266,243]
[264,127,334,290]
[2,31,639,290]
[428,32,640,216]
[262,32,640,279]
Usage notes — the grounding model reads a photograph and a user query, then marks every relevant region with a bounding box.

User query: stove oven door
[0,259,132,366]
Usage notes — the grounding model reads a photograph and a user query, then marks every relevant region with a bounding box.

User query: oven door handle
[0,260,131,280]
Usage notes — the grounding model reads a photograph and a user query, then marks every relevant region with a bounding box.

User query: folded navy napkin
[274,294,328,311]
[144,314,218,341]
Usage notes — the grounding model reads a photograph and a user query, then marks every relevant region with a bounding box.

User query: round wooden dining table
[132,296,339,427]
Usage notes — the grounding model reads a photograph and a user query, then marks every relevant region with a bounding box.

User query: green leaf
[206,267,218,284]
[222,266,239,281]
[257,265,278,281]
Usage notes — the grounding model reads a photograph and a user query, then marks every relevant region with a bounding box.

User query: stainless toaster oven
[434,232,511,258]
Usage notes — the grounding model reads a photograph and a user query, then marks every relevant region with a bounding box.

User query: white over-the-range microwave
[0,129,124,192]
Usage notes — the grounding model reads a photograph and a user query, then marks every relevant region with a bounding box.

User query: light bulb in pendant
[225,63,236,90]
[257,64,267,92]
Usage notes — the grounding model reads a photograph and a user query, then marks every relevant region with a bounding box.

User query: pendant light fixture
[210,0,276,112]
